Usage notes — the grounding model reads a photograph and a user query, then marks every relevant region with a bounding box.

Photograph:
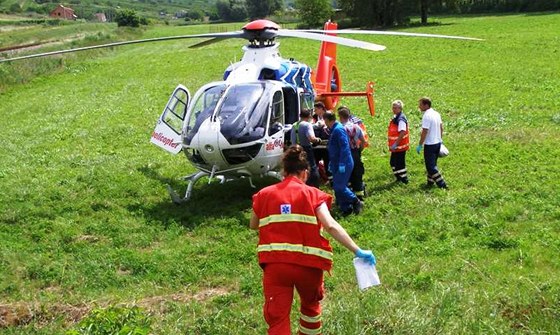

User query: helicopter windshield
[217,83,269,144]
[184,83,226,146]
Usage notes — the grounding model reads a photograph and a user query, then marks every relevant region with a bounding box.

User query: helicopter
[0,19,481,203]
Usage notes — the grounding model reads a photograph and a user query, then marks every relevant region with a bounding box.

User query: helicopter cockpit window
[269,91,284,136]
[218,83,267,144]
[184,84,225,146]
[163,89,189,135]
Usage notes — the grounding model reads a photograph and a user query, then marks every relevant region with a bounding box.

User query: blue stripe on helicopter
[222,60,314,94]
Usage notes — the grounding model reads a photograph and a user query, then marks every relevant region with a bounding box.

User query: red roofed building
[50,4,77,20]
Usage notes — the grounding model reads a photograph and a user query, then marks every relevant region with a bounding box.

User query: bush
[115,9,140,27]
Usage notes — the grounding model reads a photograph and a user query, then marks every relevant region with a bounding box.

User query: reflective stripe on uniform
[393,168,407,175]
[259,214,318,228]
[299,324,322,335]
[300,313,321,323]
[257,243,333,261]
[388,133,409,141]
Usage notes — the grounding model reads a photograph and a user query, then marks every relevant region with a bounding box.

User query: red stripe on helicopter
[151,131,180,149]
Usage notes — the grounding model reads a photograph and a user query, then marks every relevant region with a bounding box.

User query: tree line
[216,0,560,28]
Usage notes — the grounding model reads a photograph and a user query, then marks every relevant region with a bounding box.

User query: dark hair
[299,108,312,118]
[419,97,432,107]
[314,101,325,109]
[337,106,350,119]
[324,111,336,122]
[282,145,309,175]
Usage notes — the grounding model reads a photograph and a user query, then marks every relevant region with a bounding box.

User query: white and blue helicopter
[0,19,480,203]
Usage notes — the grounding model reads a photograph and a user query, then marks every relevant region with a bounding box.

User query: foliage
[338,0,415,27]
[1,13,560,334]
[215,0,248,21]
[66,306,152,335]
[185,7,204,21]
[245,0,283,20]
[294,0,332,28]
[337,0,560,28]
[115,9,141,27]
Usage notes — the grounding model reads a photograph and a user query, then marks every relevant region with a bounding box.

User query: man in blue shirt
[324,111,364,215]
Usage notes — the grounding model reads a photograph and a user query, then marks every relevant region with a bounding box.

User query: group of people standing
[388,97,447,189]
[249,96,448,335]
[290,101,368,216]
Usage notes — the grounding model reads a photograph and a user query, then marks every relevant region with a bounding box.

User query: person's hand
[328,162,333,173]
[390,143,398,151]
[338,164,345,174]
[416,144,423,154]
[355,249,376,265]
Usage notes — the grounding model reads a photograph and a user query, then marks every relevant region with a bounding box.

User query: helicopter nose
[192,122,227,168]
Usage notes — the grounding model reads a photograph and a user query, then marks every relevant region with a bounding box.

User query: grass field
[1,13,559,334]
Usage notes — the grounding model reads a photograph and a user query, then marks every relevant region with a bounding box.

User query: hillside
[0,0,217,21]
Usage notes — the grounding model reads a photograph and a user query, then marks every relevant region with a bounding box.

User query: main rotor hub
[242,19,280,48]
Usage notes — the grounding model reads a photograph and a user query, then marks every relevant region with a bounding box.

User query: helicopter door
[265,90,285,154]
[151,85,190,154]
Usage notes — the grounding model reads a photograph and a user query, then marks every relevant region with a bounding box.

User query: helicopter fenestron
[0,19,481,203]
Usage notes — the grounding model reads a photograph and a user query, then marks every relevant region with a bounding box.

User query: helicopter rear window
[218,84,267,144]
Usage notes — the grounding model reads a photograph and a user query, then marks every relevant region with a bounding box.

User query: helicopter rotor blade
[0,31,245,63]
[277,30,386,51]
[301,29,483,41]
[189,37,229,49]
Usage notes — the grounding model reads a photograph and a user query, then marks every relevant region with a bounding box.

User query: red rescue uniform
[253,176,333,335]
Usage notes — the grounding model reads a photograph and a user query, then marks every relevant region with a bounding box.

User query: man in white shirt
[416,97,448,189]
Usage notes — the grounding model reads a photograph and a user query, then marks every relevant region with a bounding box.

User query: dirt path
[0,287,230,328]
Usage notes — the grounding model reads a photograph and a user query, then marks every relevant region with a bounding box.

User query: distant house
[175,10,187,19]
[49,4,77,20]
[94,13,107,22]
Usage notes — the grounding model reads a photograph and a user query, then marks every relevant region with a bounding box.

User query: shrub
[66,305,152,335]
[115,9,140,27]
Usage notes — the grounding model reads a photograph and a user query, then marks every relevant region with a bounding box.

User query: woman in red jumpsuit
[250,145,376,335]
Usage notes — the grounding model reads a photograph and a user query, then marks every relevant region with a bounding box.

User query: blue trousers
[332,163,357,212]
[424,143,447,187]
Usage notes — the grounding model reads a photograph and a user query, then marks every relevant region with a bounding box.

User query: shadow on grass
[134,165,278,230]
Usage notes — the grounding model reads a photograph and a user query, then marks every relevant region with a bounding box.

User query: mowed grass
[1,13,559,334]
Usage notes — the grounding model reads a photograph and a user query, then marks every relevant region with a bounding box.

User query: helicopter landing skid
[167,171,209,204]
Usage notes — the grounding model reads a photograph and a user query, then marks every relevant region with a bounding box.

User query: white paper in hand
[353,257,381,290]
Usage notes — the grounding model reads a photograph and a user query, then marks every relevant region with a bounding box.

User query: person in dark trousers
[387,100,410,184]
[291,108,322,188]
[337,106,367,200]
[312,101,331,184]
[324,111,364,215]
[416,97,448,189]
[250,145,376,335]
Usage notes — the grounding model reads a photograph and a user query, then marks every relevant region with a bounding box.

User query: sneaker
[353,200,364,215]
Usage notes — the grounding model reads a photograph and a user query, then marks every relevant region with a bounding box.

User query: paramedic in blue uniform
[323,111,364,216]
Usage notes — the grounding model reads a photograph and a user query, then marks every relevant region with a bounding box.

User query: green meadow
[1,13,559,334]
